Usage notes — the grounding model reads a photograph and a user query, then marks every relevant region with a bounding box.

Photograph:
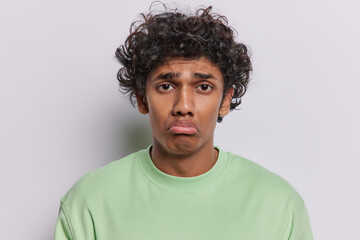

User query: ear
[136,94,148,114]
[219,87,234,117]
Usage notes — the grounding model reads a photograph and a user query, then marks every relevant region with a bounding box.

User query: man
[55,5,313,240]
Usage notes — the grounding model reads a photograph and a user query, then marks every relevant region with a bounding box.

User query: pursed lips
[168,120,199,135]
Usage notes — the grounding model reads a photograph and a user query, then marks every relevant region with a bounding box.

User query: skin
[136,56,233,177]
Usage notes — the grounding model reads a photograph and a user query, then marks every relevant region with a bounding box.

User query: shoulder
[221,149,313,238]
[222,149,305,207]
[60,148,146,207]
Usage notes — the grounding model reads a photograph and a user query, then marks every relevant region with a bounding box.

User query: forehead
[146,56,223,81]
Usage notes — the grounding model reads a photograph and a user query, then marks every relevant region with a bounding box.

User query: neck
[150,141,219,177]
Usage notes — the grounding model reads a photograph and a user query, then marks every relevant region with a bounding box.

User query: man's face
[137,56,232,155]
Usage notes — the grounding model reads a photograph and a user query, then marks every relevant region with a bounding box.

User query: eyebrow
[155,72,181,80]
[154,72,216,80]
[193,73,215,79]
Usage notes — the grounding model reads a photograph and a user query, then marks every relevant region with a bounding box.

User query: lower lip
[169,126,198,135]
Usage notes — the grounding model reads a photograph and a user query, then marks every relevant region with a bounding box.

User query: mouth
[168,120,199,135]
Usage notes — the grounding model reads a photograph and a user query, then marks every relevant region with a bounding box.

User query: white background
[1,0,359,239]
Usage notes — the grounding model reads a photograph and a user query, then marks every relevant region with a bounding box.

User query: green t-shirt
[55,146,313,240]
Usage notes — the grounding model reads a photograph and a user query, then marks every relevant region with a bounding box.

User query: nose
[172,86,194,117]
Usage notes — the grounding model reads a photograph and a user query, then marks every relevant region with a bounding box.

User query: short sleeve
[289,203,314,240]
[54,205,74,240]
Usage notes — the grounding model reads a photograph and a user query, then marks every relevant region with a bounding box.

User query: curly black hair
[115,5,252,122]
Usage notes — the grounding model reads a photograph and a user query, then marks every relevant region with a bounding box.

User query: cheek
[199,94,222,116]
[147,97,170,127]
[197,96,222,130]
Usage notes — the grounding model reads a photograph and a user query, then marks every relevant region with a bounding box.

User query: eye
[196,84,213,92]
[158,84,174,91]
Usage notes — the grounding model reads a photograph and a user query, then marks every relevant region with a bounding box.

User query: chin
[167,138,198,155]
[173,142,194,152]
